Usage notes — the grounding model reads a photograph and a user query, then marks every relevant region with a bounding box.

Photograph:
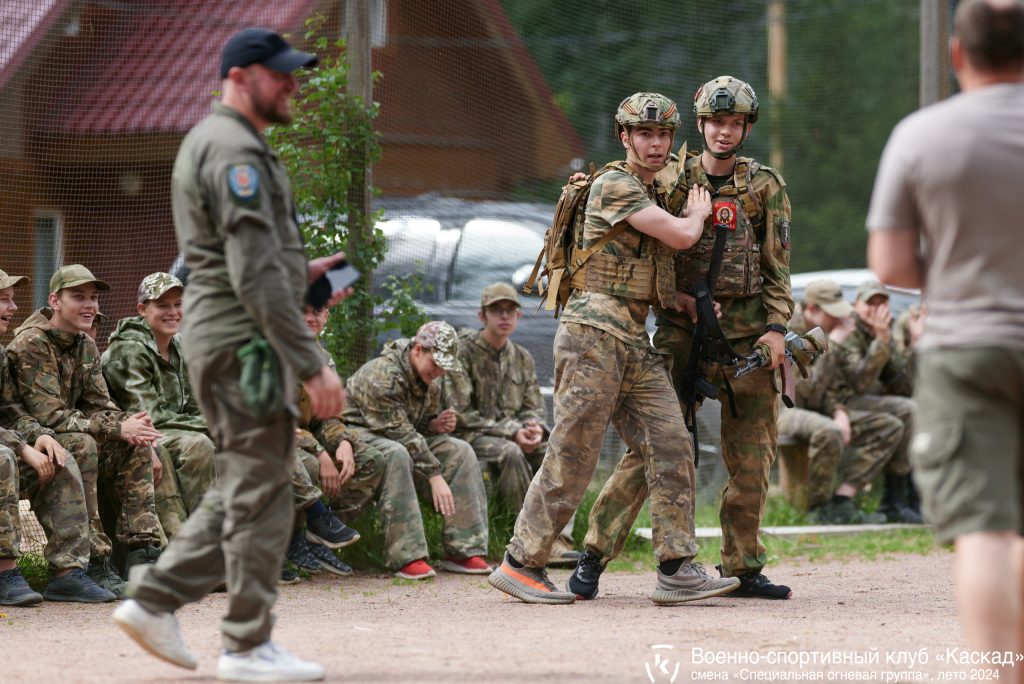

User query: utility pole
[344,0,375,366]
[920,0,951,107]
[767,0,787,171]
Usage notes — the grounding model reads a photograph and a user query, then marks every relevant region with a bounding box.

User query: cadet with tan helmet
[490,93,739,605]
[571,78,795,601]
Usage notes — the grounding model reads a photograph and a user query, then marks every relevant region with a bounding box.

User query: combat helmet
[693,76,759,158]
[615,92,680,171]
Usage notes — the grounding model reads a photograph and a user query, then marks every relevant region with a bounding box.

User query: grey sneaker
[87,555,127,599]
[43,568,116,603]
[650,562,740,605]
[0,567,43,606]
[487,553,575,605]
[113,599,198,670]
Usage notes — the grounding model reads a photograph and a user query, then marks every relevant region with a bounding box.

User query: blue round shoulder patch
[228,164,260,201]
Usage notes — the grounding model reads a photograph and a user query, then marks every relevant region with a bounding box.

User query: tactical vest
[566,162,674,307]
[671,154,764,298]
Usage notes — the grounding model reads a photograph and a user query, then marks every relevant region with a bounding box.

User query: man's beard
[253,97,291,126]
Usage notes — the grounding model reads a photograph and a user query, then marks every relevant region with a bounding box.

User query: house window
[33,211,62,309]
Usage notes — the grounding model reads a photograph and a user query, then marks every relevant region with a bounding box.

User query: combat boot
[811,498,886,525]
[124,544,161,575]
[879,473,924,524]
[87,555,127,598]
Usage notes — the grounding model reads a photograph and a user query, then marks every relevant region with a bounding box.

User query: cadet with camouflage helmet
[490,93,740,606]
[344,321,492,575]
[574,77,795,601]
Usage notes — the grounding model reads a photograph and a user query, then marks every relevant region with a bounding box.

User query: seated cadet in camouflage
[101,273,217,539]
[491,93,740,605]
[344,321,491,575]
[777,280,902,524]
[7,265,165,598]
[443,282,580,567]
[893,303,926,379]
[833,280,921,523]
[291,305,435,580]
[0,268,115,604]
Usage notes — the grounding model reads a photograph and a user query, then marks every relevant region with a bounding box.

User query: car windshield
[449,219,545,301]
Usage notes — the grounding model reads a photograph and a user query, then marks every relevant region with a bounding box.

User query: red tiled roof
[47,0,321,134]
[0,0,73,90]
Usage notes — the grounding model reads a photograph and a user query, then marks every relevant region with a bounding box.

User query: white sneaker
[216,641,325,682]
[112,599,198,670]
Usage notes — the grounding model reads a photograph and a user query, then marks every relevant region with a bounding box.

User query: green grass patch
[16,553,49,592]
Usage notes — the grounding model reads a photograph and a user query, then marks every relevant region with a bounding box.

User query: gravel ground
[3,550,973,683]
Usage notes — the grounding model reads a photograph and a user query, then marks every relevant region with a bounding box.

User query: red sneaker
[395,560,436,580]
[440,556,492,575]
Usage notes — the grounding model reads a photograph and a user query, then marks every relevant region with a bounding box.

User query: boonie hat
[220,28,318,78]
[49,265,110,294]
[413,321,459,372]
[0,269,29,289]
[137,272,184,304]
[803,279,853,318]
[480,282,521,308]
[855,280,890,304]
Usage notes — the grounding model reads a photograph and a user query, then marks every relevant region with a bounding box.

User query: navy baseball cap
[220,28,318,78]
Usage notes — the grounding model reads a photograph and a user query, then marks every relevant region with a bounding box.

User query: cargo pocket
[910,419,962,471]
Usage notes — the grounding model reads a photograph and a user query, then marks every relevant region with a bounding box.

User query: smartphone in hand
[306,261,361,308]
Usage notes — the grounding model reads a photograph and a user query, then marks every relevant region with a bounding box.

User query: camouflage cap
[803,279,853,318]
[0,269,29,289]
[855,280,890,304]
[480,282,521,308]
[49,264,110,294]
[137,272,184,304]
[413,320,459,372]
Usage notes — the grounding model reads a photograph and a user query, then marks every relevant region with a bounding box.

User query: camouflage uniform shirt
[0,344,55,453]
[446,328,546,442]
[837,317,913,397]
[8,309,127,437]
[295,344,358,455]
[101,316,207,432]
[343,339,444,481]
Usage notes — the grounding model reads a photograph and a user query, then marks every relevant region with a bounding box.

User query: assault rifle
[734,327,829,407]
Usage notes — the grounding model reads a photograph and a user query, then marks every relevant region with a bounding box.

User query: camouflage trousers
[468,435,575,544]
[509,322,698,568]
[584,326,778,577]
[289,449,323,515]
[296,439,429,570]
[152,429,217,539]
[777,408,904,508]
[56,432,162,558]
[133,344,297,652]
[845,395,913,476]
[352,430,488,560]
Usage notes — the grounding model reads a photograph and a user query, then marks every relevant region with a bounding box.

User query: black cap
[219,27,318,78]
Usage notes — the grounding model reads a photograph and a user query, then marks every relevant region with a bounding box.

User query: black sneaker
[43,568,116,603]
[286,533,322,574]
[0,567,43,606]
[717,565,792,600]
[306,513,360,550]
[279,565,301,585]
[307,542,353,577]
[87,555,127,599]
[565,550,605,600]
[124,544,161,575]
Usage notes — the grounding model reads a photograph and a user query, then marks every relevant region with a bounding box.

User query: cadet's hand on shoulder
[122,411,163,445]
[686,185,712,221]
[428,475,455,516]
[567,172,587,183]
[318,450,342,498]
[303,366,346,420]
[149,446,163,488]
[21,443,54,485]
[755,330,786,369]
[33,434,67,467]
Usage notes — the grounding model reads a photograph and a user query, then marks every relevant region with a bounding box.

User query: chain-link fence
[2,1,948,537]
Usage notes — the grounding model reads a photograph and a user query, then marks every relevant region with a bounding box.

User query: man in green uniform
[777,280,901,524]
[445,282,579,566]
[490,92,739,605]
[0,269,114,604]
[112,29,346,682]
[834,280,921,523]
[7,265,166,597]
[573,78,794,600]
[344,320,492,575]
[291,305,435,579]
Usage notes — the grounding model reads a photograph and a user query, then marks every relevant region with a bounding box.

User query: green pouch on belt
[236,336,282,417]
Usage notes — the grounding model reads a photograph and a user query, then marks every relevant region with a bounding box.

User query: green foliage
[16,554,48,592]
[267,17,424,376]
